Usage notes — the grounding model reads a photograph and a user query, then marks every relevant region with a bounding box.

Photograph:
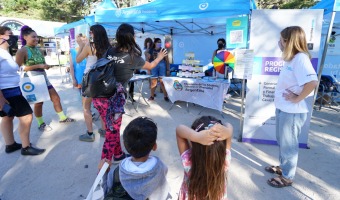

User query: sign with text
[162,77,229,112]
[226,16,249,49]
[233,49,254,79]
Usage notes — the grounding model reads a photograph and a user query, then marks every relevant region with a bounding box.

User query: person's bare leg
[159,78,168,97]
[0,116,15,145]
[83,97,93,133]
[100,117,105,130]
[17,114,32,148]
[150,78,158,98]
[48,88,62,113]
[34,102,43,117]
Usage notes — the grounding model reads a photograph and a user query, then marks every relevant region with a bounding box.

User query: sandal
[148,96,154,101]
[267,176,293,188]
[59,117,75,123]
[265,166,282,175]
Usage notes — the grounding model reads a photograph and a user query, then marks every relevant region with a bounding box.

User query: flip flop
[59,117,76,123]
[267,176,293,188]
[265,166,282,175]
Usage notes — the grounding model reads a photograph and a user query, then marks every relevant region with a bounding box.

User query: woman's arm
[142,48,168,70]
[209,123,233,149]
[76,43,90,63]
[176,125,217,155]
[144,49,151,61]
[284,80,318,103]
[15,48,49,71]
[212,50,217,64]
[165,54,170,76]
[69,55,77,87]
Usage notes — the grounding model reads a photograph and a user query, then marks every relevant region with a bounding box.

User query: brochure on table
[243,9,323,148]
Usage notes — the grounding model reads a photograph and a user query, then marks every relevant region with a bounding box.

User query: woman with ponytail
[16,25,75,131]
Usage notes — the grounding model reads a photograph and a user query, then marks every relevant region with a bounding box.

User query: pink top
[178,148,231,200]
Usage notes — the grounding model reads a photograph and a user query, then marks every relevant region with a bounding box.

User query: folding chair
[228,78,243,97]
[315,75,340,112]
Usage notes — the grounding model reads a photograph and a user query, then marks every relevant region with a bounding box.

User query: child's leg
[93,97,123,161]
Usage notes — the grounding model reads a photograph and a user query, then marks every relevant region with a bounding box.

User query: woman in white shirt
[266,26,318,188]
[0,26,45,155]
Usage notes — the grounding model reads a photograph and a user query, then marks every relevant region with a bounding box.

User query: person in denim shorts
[148,38,170,101]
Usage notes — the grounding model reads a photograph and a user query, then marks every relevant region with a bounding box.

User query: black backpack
[104,166,133,200]
[81,47,117,98]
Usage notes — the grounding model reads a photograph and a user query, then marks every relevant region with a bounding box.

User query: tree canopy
[257,0,318,9]
[0,0,319,22]
[0,0,93,22]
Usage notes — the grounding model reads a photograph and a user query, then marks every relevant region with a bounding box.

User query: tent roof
[54,0,256,35]
[311,0,334,14]
[93,0,255,35]
[0,17,65,37]
[311,0,340,30]
[95,0,255,23]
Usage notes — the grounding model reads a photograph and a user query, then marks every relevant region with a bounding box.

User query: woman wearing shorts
[0,26,45,155]
[148,38,170,101]
[16,25,75,131]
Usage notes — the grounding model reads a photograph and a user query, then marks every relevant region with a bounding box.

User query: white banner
[243,10,323,148]
[234,49,254,79]
[162,77,229,112]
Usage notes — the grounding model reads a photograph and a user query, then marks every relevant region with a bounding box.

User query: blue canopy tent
[94,0,255,35]
[95,0,256,64]
[312,0,336,14]
[311,0,340,77]
[310,0,340,106]
[55,0,256,64]
[53,16,95,37]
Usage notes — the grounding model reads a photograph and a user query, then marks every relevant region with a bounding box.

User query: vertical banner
[69,28,76,49]
[243,10,323,148]
[327,34,340,55]
[226,15,249,49]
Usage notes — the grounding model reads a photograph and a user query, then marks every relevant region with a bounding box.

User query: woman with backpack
[88,24,167,164]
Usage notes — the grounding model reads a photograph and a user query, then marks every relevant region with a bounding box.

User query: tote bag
[20,74,50,104]
[86,162,109,200]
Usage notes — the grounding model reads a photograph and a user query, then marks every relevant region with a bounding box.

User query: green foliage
[0,0,42,19]
[280,0,317,9]
[257,0,317,9]
[0,0,92,22]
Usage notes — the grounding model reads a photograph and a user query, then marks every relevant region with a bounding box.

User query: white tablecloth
[163,77,230,112]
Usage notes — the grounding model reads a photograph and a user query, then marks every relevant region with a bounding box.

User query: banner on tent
[162,77,229,112]
[327,34,340,55]
[69,28,76,49]
[243,9,323,148]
